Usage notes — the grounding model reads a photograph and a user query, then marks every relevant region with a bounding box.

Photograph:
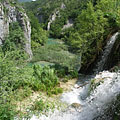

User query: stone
[71,103,81,109]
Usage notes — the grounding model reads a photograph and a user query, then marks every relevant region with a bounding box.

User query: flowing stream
[30,71,120,120]
[29,33,120,120]
[94,32,119,73]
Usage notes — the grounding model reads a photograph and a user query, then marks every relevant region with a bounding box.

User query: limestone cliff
[47,3,66,31]
[0,0,32,59]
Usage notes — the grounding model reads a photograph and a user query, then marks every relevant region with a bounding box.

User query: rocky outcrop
[17,11,32,60]
[0,0,32,59]
[47,10,60,31]
[47,3,66,31]
[62,19,73,30]
[0,2,9,45]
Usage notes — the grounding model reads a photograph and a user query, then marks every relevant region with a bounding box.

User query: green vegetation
[31,37,80,78]
[0,21,61,119]
[0,0,120,119]
[28,12,48,49]
[32,65,61,95]
[24,0,120,72]
[0,54,62,119]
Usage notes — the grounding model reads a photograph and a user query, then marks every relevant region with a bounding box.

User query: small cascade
[47,3,65,31]
[94,32,119,73]
[47,10,60,31]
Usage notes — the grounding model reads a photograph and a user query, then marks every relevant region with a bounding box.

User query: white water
[30,71,120,120]
[94,32,119,73]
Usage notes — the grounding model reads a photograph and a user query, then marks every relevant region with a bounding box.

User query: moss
[88,78,104,95]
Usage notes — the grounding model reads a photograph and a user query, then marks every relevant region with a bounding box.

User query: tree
[28,12,48,48]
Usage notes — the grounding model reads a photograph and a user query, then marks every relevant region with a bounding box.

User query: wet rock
[71,103,81,109]
[62,19,73,30]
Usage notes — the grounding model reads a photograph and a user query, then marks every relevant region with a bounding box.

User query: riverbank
[28,71,120,120]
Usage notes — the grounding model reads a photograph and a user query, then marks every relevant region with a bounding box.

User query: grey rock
[71,103,81,109]
[0,1,32,59]
[47,3,66,30]
[62,19,73,30]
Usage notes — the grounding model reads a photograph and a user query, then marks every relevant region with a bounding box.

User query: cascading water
[29,33,120,120]
[94,32,119,73]
[30,71,120,120]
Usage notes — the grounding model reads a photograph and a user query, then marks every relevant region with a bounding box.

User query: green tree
[69,1,109,69]
[2,22,25,53]
[28,12,48,48]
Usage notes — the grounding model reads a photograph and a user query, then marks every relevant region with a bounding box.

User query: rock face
[0,0,32,59]
[62,19,73,30]
[47,3,66,31]
[0,2,9,45]
[47,10,60,31]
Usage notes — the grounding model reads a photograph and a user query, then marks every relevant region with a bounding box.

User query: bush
[0,103,16,120]
[31,65,60,94]
[32,99,55,112]
[33,99,45,111]
[69,70,78,78]
[52,88,63,95]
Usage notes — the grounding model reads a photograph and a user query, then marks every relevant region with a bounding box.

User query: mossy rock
[71,103,81,109]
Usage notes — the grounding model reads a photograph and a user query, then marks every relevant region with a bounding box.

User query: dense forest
[0,0,120,120]
[24,0,120,72]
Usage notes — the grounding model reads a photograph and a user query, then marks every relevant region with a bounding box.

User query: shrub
[69,70,78,78]
[31,65,60,94]
[52,88,63,95]
[56,88,63,93]
[0,103,16,120]
[33,99,45,111]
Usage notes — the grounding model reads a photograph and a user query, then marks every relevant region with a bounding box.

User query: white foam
[29,71,119,120]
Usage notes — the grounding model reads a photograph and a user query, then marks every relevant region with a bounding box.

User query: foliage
[33,99,45,111]
[32,65,59,94]
[0,51,62,119]
[2,22,28,63]
[24,0,120,72]
[1,0,120,119]
[32,99,55,112]
[27,12,48,49]
[3,22,25,52]
[31,39,79,77]
[65,0,120,71]
[0,102,16,120]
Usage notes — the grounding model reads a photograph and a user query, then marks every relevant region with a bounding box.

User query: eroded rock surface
[0,0,32,59]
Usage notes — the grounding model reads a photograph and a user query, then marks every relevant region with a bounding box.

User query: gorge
[29,31,120,120]
[0,0,120,120]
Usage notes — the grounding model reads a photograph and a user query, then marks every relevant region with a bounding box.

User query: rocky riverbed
[28,71,120,120]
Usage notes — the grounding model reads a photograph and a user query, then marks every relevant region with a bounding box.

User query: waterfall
[94,32,119,73]
[47,11,59,31]
[25,33,120,120]
[29,71,120,120]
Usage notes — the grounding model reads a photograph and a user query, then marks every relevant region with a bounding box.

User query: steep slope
[0,0,32,59]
